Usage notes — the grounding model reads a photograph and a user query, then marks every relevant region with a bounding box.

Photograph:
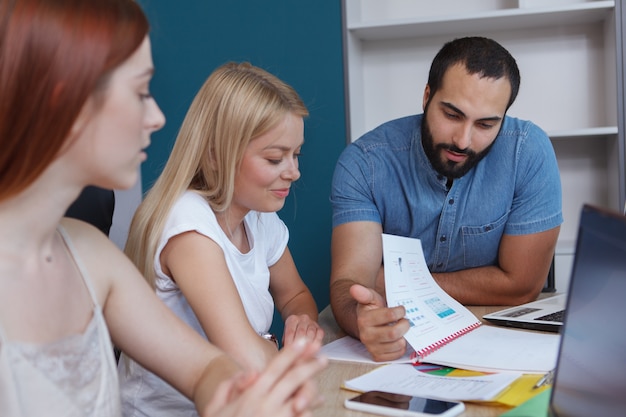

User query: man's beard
[421,115,494,179]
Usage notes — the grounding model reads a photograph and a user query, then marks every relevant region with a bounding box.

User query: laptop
[484,203,626,334]
[483,293,566,332]
[546,204,626,416]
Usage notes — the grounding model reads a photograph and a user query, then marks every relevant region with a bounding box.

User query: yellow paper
[434,368,549,407]
[500,389,551,417]
[479,374,550,407]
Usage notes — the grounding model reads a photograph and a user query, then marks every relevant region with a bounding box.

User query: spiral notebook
[382,234,560,373]
[382,234,482,360]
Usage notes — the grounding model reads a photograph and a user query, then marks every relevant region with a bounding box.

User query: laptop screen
[549,205,626,416]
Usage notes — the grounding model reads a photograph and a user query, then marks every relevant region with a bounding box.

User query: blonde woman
[0,1,325,416]
[119,62,325,416]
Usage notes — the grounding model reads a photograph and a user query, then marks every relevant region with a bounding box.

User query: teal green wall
[137,1,346,338]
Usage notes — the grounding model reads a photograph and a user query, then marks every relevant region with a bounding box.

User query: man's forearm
[329,279,360,339]
[433,228,559,305]
[432,265,542,306]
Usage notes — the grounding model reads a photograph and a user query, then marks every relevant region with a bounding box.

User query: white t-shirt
[119,190,289,416]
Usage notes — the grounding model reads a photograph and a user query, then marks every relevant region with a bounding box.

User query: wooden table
[313,304,527,417]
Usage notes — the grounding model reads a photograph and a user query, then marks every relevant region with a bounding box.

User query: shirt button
[436,263,443,268]
[440,235,447,242]
[448,199,454,205]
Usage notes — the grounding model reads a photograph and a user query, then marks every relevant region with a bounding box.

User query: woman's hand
[201,338,327,417]
[282,314,325,347]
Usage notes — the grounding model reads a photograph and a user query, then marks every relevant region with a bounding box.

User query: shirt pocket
[461,213,508,268]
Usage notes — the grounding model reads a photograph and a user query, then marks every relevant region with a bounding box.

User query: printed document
[382,234,560,373]
[344,363,520,401]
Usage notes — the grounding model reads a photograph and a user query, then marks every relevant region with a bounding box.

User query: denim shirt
[330,114,563,273]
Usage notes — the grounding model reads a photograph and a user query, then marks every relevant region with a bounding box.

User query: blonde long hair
[125,62,308,288]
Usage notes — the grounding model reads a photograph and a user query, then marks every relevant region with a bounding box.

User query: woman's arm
[269,248,324,347]
[64,219,326,416]
[61,217,238,399]
[161,231,278,371]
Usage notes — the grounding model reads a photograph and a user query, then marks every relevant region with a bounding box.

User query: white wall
[109,170,143,251]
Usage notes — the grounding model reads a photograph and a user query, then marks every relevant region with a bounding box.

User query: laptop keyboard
[535,310,565,323]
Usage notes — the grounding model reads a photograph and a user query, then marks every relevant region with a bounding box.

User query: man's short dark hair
[427,36,521,110]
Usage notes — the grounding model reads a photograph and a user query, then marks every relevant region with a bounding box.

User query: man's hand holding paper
[350,283,410,362]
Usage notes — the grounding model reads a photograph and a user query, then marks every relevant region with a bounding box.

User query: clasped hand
[282,314,325,347]
[202,338,327,417]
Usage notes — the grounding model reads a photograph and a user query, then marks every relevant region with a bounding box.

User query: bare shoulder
[59,217,137,297]
[60,216,111,239]
[60,217,121,256]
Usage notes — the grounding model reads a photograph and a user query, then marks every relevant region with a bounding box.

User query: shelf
[556,239,577,256]
[548,126,618,139]
[348,1,614,41]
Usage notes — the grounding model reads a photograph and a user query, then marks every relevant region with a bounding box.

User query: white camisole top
[0,226,121,417]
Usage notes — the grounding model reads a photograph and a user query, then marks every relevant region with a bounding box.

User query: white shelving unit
[342,0,625,293]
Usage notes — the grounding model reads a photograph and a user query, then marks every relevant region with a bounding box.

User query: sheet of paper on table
[420,325,559,373]
[320,335,414,364]
[344,363,521,402]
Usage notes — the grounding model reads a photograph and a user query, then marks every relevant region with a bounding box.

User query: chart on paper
[382,234,481,352]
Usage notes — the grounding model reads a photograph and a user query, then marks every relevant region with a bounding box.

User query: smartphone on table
[344,390,465,417]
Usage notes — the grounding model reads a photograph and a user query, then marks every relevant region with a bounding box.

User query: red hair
[0,0,148,200]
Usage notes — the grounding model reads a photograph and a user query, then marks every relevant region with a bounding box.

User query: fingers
[356,302,406,330]
[233,338,326,417]
[265,342,327,413]
[361,326,409,362]
[351,284,410,362]
[349,283,387,310]
[204,339,326,417]
[244,338,319,394]
[290,378,323,414]
[232,370,259,393]
[309,325,325,345]
[358,307,410,361]
[283,315,325,347]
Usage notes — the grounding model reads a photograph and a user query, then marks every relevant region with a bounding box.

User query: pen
[533,369,554,390]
